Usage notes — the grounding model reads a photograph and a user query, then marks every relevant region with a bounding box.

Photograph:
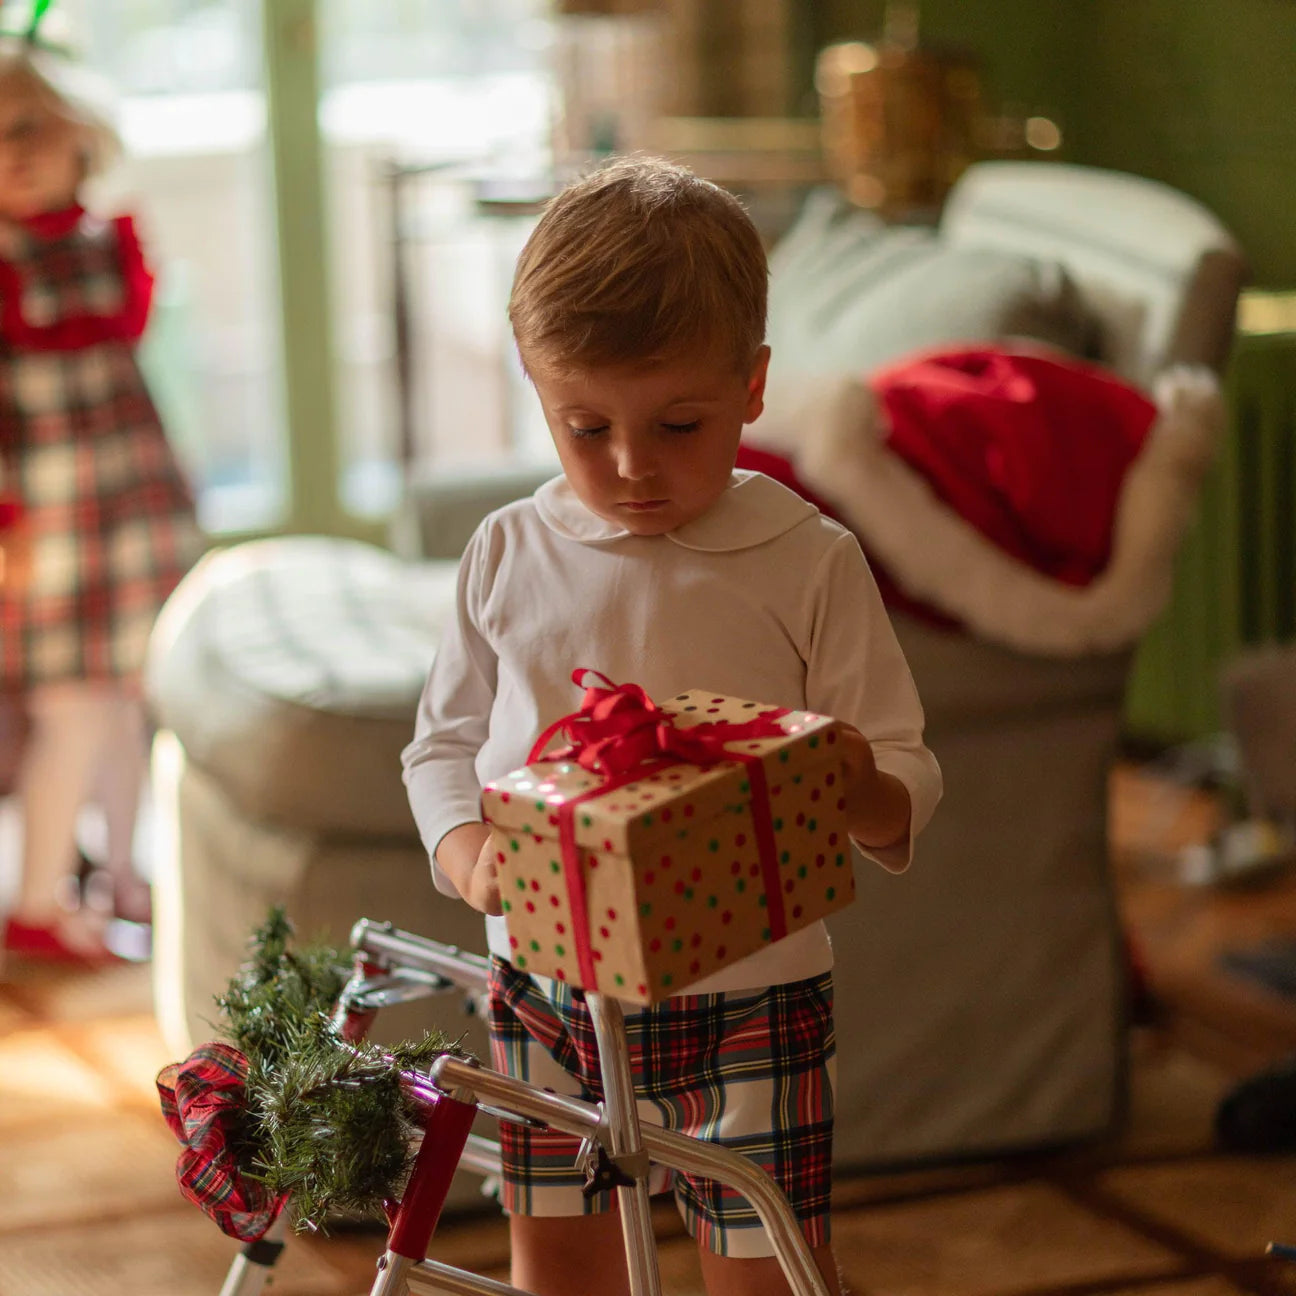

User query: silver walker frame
[217,919,832,1296]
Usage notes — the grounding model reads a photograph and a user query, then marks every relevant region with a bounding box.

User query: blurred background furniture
[145,160,1244,1177]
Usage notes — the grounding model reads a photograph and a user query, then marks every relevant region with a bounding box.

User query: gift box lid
[483,689,842,858]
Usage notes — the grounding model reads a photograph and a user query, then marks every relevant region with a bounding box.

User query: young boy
[403,156,941,1296]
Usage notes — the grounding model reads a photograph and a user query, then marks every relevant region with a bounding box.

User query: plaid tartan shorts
[487,956,835,1258]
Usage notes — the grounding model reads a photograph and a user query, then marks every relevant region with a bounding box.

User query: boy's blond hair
[509,155,767,375]
[0,39,121,178]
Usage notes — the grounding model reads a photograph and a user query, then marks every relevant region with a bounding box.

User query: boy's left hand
[836,723,911,857]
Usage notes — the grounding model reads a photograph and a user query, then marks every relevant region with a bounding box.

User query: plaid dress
[0,210,203,689]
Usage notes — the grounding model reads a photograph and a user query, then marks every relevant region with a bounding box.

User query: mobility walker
[216,918,833,1296]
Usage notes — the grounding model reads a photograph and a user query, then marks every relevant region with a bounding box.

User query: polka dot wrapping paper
[482,688,855,1004]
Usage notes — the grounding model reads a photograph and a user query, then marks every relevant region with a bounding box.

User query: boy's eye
[661,421,700,434]
[568,424,608,439]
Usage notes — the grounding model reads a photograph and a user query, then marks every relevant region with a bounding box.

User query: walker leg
[585,994,663,1296]
[216,1218,288,1296]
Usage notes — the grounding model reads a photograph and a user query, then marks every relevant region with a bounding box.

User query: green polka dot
[827,887,837,901]
[516,878,527,891]
[684,887,694,901]
[521,824,531,834]
[736,879,747,893]
[836,853,846,867]
[534,800,545,811]
[641,813,653,827]
[555,944,565,957]
[502,900,512,913]
[516,955,528,968]
[773,817,783,831]
[707,894,718,908]
[549,859,561,874]
[509,838,521,852]
[662,974,673,987]
[640,902,652,916]
[530,939,540,952]
[809,736,820,749]
[758,894,767,909]
[780,850,790,864]
[797,866,808,879]
[677,829,689,840]
[808,818,818,832]
[581,815,592,828]
[672,939,683,953]
[761,927,770,941]
[708,839,720,852]
[779,750,790,763]
[739,780,750,794]
[614,973,625,986]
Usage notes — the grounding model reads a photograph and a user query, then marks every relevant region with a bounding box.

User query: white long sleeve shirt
[402,469,941,993]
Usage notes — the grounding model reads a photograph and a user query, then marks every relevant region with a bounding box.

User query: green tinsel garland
[217,908,462,1232]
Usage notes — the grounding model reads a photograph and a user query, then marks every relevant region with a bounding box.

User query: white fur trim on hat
[750,366,1223,657]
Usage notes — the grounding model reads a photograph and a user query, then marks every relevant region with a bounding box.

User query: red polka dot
[810,789,821,802]
[603,839,614,852]
[556,922,566,934]
[793,904,804,919]
[496,851,506,864]
[772,785,782,797]
[827,731,837,744]
[683,805,695,818]
[825,773,836,787]
[592,950,603,961]
[690,959,701,974]
[650,937,661,952]
[607,908,617,920]
[828,833,839,846]
[645,870,656,885]
[500,792,511,803]
[509,935,519,948]
[691,932,702,948]
[716,945,727,959]
[662,809,673,822]
[816,854,826,868]
[555,969,566,981]
[749,863,760,877]
[784,879,794,893]
[837,798,846,811]
[731,861,742,875]
[691,867,702,882]
[665,916,676,931]
[721,911,732,925]
[599,926,610,939]
[589,857,599,869]
[796,813,805,826]
[735,833,747,847]
[548,814,559,826]
[549,895,560,907]
[530,880,540,891]
[525,901,535,913]
[674,880,686,895]
[532,834,543,844]
[638,984,647,997]
[660,855,673,869]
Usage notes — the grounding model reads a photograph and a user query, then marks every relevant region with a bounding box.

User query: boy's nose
[614,436,657,481]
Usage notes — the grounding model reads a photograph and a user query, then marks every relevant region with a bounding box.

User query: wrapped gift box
[482,685,855,1003]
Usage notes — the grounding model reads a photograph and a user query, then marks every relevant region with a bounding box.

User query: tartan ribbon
[156,1042,286,1242]
[527,669,792,991]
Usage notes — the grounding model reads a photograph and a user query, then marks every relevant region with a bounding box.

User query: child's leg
[13,681,117,928]
[698,1243,844,1296]
[87,692,151,922]
[509,1211,631,1296]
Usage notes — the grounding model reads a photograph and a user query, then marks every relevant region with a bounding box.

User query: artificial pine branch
[215,908,463,1232]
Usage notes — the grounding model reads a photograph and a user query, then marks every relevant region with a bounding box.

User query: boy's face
[530,345,770,536]
[0,85,83,221]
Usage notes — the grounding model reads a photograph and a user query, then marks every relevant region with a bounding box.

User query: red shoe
[2,916,124,967]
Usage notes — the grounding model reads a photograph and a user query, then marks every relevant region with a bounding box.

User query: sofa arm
[391,463,556,561]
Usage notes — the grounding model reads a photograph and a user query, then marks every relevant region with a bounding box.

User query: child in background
[0,28,202,963]
[403,157,941,1296]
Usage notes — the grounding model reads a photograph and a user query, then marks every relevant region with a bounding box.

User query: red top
[0,204,155,351]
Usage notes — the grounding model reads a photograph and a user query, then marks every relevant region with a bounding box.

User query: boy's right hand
[435,822,503,916]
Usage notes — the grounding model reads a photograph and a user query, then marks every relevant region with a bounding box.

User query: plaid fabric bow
[156,1042,286,1241]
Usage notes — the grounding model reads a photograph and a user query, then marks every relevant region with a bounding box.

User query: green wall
[809,1,1296,286]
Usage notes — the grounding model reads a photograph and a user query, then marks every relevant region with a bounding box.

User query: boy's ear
[743,345,771,424]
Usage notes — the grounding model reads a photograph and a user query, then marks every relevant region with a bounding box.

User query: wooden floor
[4,767,1296,1295]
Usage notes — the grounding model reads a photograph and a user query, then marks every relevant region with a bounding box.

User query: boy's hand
[435,822,503,915]
[836,723,912,860]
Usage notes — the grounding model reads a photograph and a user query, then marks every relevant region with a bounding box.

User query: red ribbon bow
[157,1042,287,1241]
[526,670,793,993]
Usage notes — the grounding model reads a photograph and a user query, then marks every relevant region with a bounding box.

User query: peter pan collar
[533,469,819,552]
